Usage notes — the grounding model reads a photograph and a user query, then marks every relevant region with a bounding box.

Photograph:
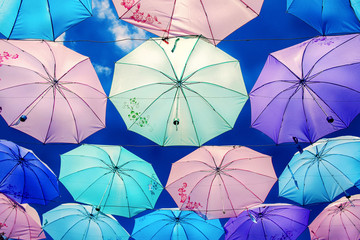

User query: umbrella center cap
[176,80,183,87]
[174,217,180,222]
[214,167,221,174]
[299,78,306,85]
[257,212,264,218]
[113,166,120,172]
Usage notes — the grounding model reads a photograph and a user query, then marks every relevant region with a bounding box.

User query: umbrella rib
[120,168,162,187]
[71,172,112,201]
[178,36,202,81]
[24,163,52,204]
[219,174,237,217]
[7,0,23,38]
[199,1,216,45]
[77,0,92,15]
[239,0,259,14]
[265,217,293,239]
[57,58,89,82]
[174,159,216,169]
[300,162,315,205]
[161,87,179,145]
[316,161,332,202]
[162,0,177,39]
[307,79,360,95]
[43,87,59,143]
[266,213,308,226]
[340,212,354,240]
[117,0,142,18]
[275,84,304,143]
[166,170,212,187]
[183,85,233,129]
[58,217,88,240]
[308,62,360,82]
[221,156,269,169]
[0,64,52,82]
[260,218,268,239]
[224,168,277,179]
[250,82,298,130]
[183,81,248,97]
[46,0,56,39]
[204,175,220,217]
[319,160,352,195]
[132,218,173,236]
[221,172,264,202]
[305,34,359,78]
[58,81,108,96]
[201,147,220,169]
[250,79,299,96]
[62,153,113,169]
[60,166,110,181]
[181,221,211,240]
[304,84,348,127]
[300,85,312,143]
[8,85,53,127]
[343,209,360,228]
[323,153,360,164]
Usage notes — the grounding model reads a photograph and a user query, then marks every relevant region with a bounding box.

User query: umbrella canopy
[0,40,107,143]
[224,203,310,240]
[0,139,59,205]
[0,193,45,240]
[42,203,130,240]
[309,194,360,240]
[279,136,360,205]
[287,0,360,35]
[109,36,248,146]
[250,34,360,144]
[131,208,224,240]
[59,144,163,218]
[0,0,92,40]
[112,0,263,45]
[166,146,277,219]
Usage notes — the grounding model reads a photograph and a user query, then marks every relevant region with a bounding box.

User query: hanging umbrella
[0,0,92,40]
[109,36,248,146]
[309,194,360,240]
[224,203,310,240]
[0,139,59,205]
[165,146,277,219]
[279,136,360,205]
[59,144,163,218]
[42,203,130,240]
[112,0,263,45]
[0,193,45,240]
[287,0,360,35]
[0,40,107,143]
[131,208,224,240]
[250,34,360,144]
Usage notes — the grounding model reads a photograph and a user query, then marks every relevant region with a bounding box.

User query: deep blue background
[1,0,360,239]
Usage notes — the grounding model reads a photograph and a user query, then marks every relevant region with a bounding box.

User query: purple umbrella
[250,34,360,144]
[224,204,309,240]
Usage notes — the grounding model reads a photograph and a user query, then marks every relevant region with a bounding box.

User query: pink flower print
[121,0,135,10]
[131,9,145,22]
[145,14,154,24]
[185,196,202,210]
[0,222,7,228]
[2,52,10,60]
[178,182,187,203]
[11,54,18,59]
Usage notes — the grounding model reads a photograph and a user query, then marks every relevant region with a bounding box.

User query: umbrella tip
[326,116,334,123]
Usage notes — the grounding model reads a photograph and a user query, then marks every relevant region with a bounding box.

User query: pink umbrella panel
[166,146,278,219]
[0,193,45,240]
[0,40,107,144]
[112,0,264,45]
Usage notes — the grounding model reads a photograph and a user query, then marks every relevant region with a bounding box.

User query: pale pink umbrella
[0,40,107,143]
[112,0,264,45]
[309,194,360,240]
[165,146,277,219]
[0,193,45,239]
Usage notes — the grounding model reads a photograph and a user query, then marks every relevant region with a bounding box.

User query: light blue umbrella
[279,136,360,205]
[59,144,163,218]
[42,203,130,240]
[0,0,92,40]
[287,0,360,35]
[131,208,224,240]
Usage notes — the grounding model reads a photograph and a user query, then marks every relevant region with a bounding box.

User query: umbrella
[109,36,248,146]
[279,136,360,205]
[0,0,92,40]
[131,208,224,240]
[309,194,360,240]
[0,139,59,205]
[0,193,45,240]
[59,144,163,218]
[0,40,107,143]
[250,34,360,144]
[287,0,360,35]
[224,203,310,240]
[42,203,130,240]
[165,146,277,219]
[112,0,263,45]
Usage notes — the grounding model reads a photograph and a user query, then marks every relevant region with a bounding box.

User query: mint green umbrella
[109,36,248,146]
[59,144,163,218]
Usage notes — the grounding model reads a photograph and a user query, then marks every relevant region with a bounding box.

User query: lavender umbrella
[224,204,309,240]
[250,34,360,144]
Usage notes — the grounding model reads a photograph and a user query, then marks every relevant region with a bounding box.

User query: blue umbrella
[131,208,224,240]
[279,136,360,205]
[287,0,360,35]
[0,139,59,205]
[42,203,130,240]
[0,0,92,40]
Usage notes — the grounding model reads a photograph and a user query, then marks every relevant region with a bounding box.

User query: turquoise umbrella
[59,144,163,218]
[109,35,248,146]
[42,203,129,240]
[279,136,360,205]
[131,208,224,240]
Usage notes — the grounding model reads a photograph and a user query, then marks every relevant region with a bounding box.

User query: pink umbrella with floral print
[112,0,264,45]
[0,40,107,143]
[165,146,277,219]
[0,193,45,239]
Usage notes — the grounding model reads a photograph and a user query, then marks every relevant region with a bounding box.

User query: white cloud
[94,64,112,76]
[93,0,147,52]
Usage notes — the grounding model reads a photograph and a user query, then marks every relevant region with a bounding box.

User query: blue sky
[2,0,360,239]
